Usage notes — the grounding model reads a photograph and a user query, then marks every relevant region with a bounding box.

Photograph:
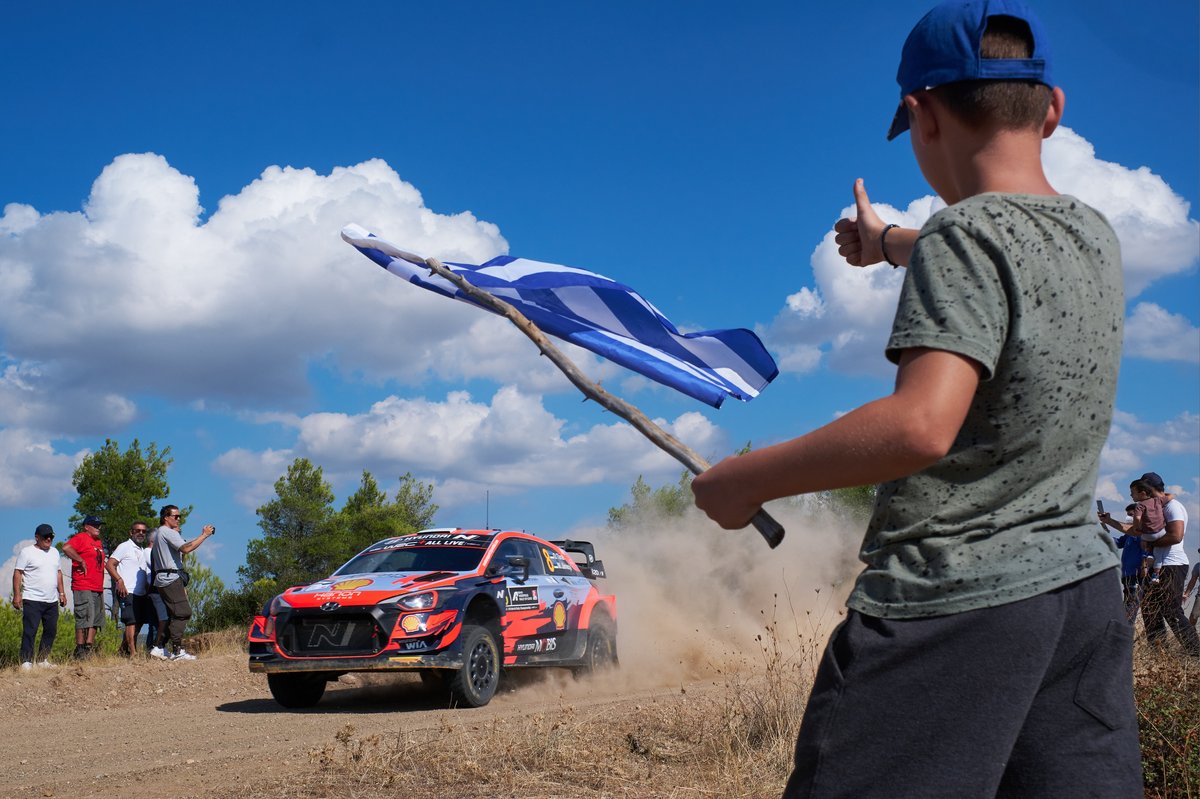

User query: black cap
[1139,472,1165,491]
[82,515,104,528]
[35,524,55,538]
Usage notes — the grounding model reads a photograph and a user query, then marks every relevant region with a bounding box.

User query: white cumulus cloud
[768,127,1200,377]
[1123,303,1200,364]
[213,384,723,513]
[0,428,85,507]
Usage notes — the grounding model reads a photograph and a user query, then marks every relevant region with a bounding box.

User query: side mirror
[504,555,530,583]
[485,555,531,581]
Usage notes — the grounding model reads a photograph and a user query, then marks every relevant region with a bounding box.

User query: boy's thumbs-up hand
[834,179,888,267]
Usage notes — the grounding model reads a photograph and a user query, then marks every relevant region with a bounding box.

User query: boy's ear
[1042,87,1065,139]
[904,93,938,142]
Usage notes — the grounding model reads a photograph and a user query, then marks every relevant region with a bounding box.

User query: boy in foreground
[692,1,1141,796]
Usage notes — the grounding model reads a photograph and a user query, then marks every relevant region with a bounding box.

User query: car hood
[282,570,470,605]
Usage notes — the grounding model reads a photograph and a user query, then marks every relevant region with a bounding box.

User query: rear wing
[550,539,607,580]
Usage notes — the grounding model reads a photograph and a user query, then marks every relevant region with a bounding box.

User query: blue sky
[1,1,1197,588]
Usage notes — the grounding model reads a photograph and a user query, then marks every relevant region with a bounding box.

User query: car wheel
[267,673,328,709]
[575,618,618,677]
[448,624,500,708]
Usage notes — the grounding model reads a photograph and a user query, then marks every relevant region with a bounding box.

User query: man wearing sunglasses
[13,524,66,669]
[106,521,154,657]
[149,505,215,661]
[63,515,107,659]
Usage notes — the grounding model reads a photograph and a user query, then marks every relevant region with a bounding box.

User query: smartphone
[1096,500,1105,514]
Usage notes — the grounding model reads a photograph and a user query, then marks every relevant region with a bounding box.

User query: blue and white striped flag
[341,224,778,408]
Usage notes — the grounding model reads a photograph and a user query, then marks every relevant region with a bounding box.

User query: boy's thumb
[853,178,876,221]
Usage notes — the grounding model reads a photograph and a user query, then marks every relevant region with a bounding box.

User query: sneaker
[36,660,55,669]
[20,661,32,671]
[170,648,197,661]
[149,646,170,660]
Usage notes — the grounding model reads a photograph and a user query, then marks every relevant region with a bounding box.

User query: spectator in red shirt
[63,515,107,659]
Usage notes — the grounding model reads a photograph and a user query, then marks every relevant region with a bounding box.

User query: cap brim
[887,101,909,141]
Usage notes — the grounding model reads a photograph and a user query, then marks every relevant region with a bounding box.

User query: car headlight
[396,591,438,611]
[267,594,293,616]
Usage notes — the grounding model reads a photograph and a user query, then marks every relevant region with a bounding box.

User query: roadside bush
[194,579,279,633]
[0,602,123,667]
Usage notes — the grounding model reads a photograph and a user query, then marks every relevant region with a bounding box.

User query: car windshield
[335,545,486,576]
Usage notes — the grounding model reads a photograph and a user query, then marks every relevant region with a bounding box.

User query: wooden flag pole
[385,247,784,548]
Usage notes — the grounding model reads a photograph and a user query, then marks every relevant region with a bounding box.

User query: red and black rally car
[248,528,617,709]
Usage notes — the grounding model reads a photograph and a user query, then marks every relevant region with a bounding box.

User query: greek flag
[341,224,778,408]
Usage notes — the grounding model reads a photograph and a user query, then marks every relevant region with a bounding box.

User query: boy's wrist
[881,224,901,267]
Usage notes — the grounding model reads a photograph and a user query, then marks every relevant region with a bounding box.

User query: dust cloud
[573,500,865,691]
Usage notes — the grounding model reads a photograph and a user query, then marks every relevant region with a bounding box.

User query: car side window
[488,538,545,576]
[516,539,545,575]
[538,544,578,576]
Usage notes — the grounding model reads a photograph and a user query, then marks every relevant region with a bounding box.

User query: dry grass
[258,610,1200,799]
[1134,642,1200,798]
[266,593,835,799]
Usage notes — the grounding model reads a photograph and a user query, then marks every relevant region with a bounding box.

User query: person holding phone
[149,504,215,661]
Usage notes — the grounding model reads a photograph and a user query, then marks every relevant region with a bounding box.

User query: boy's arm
[692,347,981,528]
[834,179,918,268]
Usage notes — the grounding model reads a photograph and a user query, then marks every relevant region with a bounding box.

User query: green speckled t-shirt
[847,193,1124,619]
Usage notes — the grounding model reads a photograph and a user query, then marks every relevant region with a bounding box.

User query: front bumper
[247,604,464,675]
[248,646,464,674]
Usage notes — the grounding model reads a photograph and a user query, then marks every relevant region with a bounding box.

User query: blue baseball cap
[888,0,1055,140]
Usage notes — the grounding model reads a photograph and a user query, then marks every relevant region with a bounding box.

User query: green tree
[608,470,694,529]
[71,438,176,551]
[183,560,224,631]
[239,458,339,589]
[827,484,878,522]
[339,471,438,561]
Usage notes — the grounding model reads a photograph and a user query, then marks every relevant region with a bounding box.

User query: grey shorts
[784,568,1141,798]
[72,590,104,628]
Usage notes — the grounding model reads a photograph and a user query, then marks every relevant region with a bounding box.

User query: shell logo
[552,601,567,631]
[332,578,373,591]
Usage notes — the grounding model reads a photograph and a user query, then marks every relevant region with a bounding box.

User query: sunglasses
[166,514,181,519]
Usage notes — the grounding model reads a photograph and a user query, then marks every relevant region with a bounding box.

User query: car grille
[278,613,383,657]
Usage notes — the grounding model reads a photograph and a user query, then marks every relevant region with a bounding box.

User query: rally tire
[267,673,328,709]
[448,624,501,708]
[574,617,618,678]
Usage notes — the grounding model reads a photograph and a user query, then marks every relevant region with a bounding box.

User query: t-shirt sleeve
[161,528,186,550]
[15,549,32,571]
[885,219,1008,379]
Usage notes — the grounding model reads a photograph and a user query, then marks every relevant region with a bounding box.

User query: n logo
[307,622,354,649]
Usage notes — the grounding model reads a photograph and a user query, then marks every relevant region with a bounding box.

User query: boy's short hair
[888,0,1054,140]
[1129,479,1152,495]
[932,16,1053,134]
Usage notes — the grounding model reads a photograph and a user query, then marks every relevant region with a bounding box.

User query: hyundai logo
[319,602,341,611]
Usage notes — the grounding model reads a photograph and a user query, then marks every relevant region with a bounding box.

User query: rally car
[247,528,617,709]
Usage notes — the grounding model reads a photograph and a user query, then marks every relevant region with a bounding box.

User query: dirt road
[2,651,708,799]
